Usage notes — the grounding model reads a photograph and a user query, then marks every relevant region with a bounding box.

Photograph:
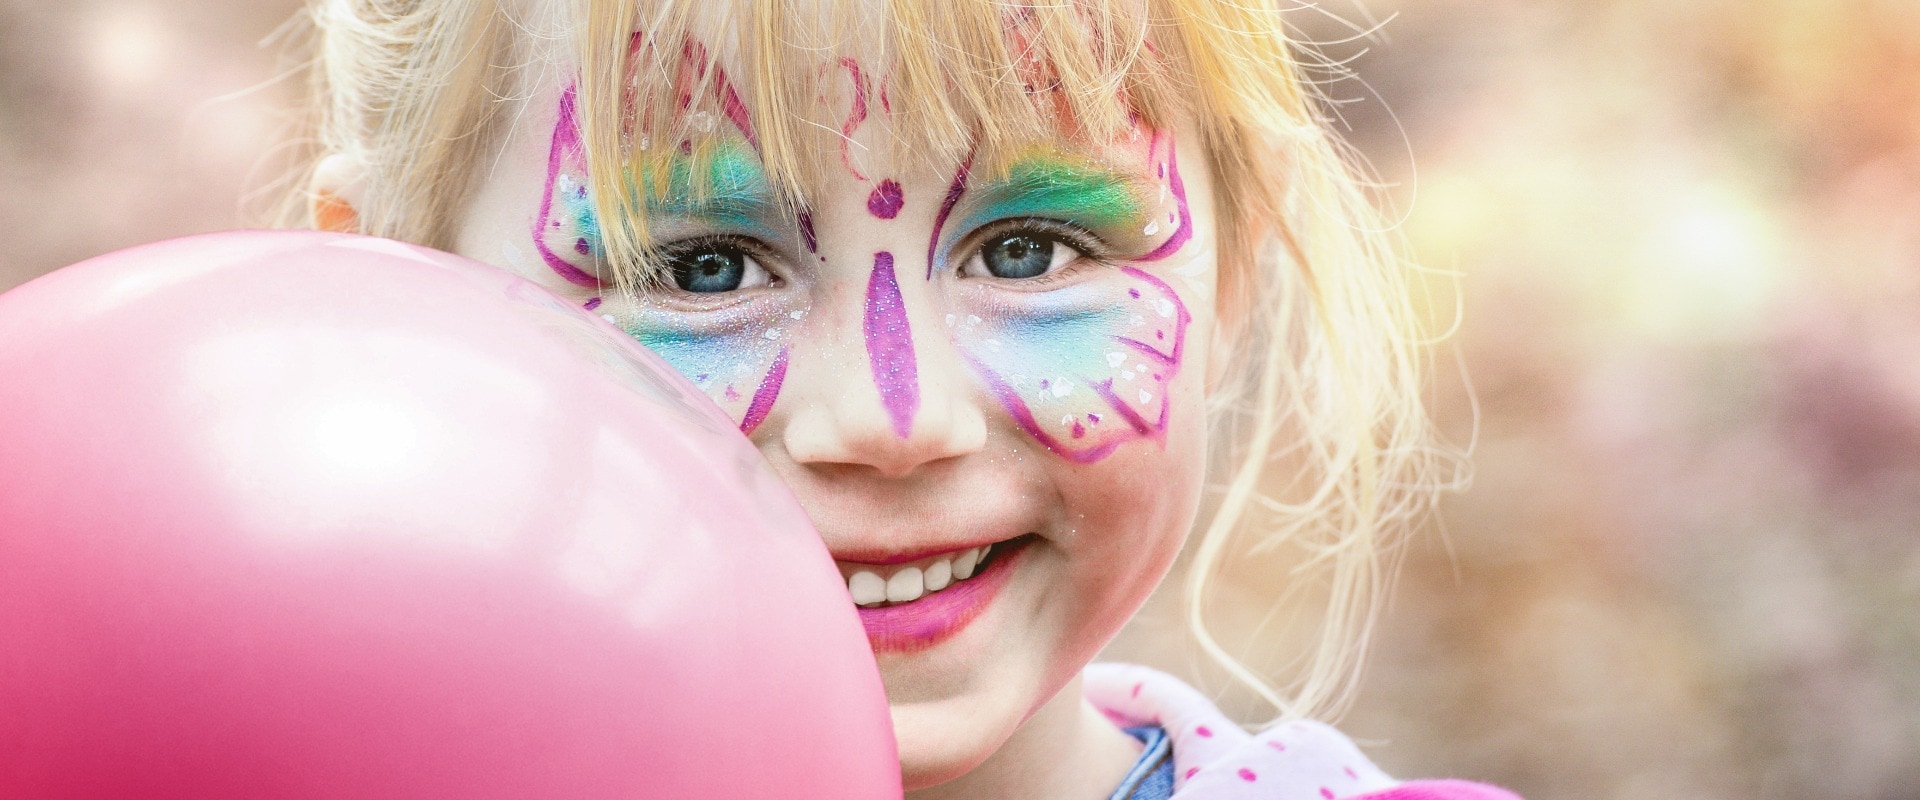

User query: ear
[309,153,368,233]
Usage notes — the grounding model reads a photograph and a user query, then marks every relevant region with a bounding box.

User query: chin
[887,691,1009,792]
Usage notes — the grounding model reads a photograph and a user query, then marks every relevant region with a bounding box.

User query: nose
[780,251,987,477]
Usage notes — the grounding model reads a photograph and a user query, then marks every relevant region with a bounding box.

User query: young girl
[288,0,1513,797]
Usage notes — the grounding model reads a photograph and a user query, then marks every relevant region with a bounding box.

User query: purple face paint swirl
[926,152,974,279]
[867,179,904,220]
[864,252,920,438]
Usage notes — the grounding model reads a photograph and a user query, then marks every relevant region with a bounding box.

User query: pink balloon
[0,232,900,800]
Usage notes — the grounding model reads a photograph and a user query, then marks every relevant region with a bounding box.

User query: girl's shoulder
[1084,663,1523,800]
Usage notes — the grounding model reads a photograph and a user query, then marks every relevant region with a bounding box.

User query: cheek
[950,267,1192,462]
[618,305,806,435]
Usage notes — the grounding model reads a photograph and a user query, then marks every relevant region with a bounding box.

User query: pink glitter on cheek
[953,267,1190,463]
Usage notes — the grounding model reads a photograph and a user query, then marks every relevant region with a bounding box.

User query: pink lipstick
[856,538,1027,654]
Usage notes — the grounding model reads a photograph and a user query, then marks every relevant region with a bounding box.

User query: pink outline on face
[738,346,790,435]
[925,152,974,279]
[531,86,603,289]
[945,132,1196,462]
[864,252,920,438]
[838,57,871,182]
[533,65,793,437]
[956,267,1190,462]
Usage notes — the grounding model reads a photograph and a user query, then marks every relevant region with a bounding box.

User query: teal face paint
[638,138,779,228]
[616,301,806,436]
[949,153,1151,245]
[533,84,798,434]
[534,87,781,286]
[950,267,1188,462]
[943,130,1197,462]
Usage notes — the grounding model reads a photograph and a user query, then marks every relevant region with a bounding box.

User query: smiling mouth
[842,540,1004,607]
[838,535,1034,653]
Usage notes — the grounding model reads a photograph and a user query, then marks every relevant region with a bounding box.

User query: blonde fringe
[282,0,1461,727]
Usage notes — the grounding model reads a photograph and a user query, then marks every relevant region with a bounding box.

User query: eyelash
[613,217,1110,296]
[962,217,1111,280]
[648,234,783,292]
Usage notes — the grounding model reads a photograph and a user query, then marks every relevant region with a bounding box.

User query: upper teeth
[846,544,993,607]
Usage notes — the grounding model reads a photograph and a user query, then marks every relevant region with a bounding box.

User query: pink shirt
[1084,664,1522,800]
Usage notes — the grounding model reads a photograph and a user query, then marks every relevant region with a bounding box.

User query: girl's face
[451,59,1218,791]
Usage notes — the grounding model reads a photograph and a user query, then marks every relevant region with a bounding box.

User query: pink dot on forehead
[867,180,904,220]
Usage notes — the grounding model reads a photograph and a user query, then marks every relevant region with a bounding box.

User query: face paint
[950,154,1145,236]
[798,209,819,254]
[533,69,793,434]
[929,137,1180,279]
[618,303,804,436]
[837,57,871,182]
[944,131,1196,461]
[867,179,904,220]
[532,79,778,286]
[926,153,974,279]
[532,86,604,288]
[864,252,920,438]
[952,267,1188,462]
[1134,130,1192,262]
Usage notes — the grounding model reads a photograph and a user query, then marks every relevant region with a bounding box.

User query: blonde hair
[281,0,1455,726]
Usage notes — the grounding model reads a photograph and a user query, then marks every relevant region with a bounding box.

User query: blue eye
[663,242,771,293]
[968,230,1081,280]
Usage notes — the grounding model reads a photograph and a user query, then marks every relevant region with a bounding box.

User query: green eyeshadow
[956,154,1148,234]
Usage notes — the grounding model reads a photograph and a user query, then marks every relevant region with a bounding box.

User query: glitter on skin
[1134,130,1192,262]
[864,252,920,438]
[531,86,603,288]
[621,307,799,436]
[943,133,1196,462]
[867,179,904,219]
[954,267,1189,462]
[532,70,794,434]
[949,150,1149,241]
[738,346,790,435]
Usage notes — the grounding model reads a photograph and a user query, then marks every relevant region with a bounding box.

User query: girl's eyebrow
[641,139,780,224]
[959,153,1153,230]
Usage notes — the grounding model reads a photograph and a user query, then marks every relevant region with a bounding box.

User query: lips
[838,536,1030,653]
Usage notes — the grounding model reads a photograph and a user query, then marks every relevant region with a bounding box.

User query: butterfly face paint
[864,252,919,437]
[942,131,1196,462]
[619,303,802,436]
[532,77,802,436]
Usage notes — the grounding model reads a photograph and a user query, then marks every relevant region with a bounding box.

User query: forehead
[554,0,1172,200]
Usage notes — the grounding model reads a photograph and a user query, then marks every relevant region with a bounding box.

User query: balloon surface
[0,232,900,800]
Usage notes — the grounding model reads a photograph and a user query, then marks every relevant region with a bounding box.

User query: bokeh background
[2,0,1916,797]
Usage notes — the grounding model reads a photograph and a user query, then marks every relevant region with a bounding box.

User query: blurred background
[1,0,1915,797]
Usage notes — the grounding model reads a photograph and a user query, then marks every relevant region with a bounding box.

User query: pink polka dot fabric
[1084,664,1523,800]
